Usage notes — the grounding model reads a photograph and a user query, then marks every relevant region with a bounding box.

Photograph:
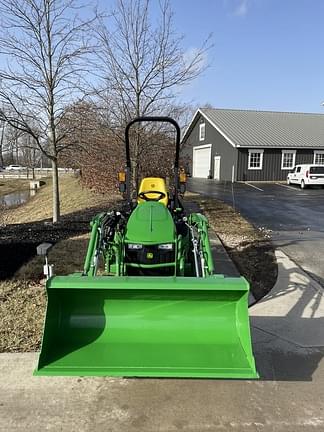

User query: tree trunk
[0,122,5,166]
[15,136,19,163]
[52,158,60,223]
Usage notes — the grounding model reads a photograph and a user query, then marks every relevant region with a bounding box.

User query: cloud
[234,0,249,17]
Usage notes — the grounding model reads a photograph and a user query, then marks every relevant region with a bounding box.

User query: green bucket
[34,275,258,379]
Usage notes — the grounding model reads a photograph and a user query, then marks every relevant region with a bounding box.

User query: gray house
[181,108,324,181]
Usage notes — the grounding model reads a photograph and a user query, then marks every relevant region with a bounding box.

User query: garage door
[193,145,211,178]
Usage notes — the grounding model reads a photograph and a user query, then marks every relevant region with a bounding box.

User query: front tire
[287,178,291,185]
[301,180,306,189]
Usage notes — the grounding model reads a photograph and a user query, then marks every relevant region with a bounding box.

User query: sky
[2,0,323,115]
[160,0,324,113]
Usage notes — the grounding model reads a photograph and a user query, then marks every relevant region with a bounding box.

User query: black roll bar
[124,116,181,206]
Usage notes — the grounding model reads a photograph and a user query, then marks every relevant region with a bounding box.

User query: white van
[287,164,324,189]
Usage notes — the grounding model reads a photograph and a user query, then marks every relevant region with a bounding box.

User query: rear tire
[301,180,306,189]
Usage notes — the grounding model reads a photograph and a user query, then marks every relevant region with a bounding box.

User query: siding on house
[182,113,238,181]
[237,149,316,181]
[182,109,324,182]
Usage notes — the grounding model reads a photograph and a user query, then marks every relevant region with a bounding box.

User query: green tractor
[35,116,258,379]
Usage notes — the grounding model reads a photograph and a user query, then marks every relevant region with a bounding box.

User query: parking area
[188,179,324,286]
[241,181,324,197]
[244,181,324,194]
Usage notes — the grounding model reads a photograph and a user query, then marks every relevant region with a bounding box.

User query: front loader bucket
[34,275,258,379]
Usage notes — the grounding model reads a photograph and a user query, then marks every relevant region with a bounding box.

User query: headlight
[128,243,143,250]
[158,243,173,250]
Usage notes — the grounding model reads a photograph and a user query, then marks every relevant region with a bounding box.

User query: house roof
[183,108,324,149]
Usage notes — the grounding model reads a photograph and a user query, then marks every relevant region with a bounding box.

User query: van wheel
[287,178,291,185]
[301,180,306,189]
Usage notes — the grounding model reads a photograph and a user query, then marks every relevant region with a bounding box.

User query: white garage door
[193,145,211,178]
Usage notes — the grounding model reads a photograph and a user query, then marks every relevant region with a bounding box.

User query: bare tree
[20,134,43,171]
[0,0,97,222]
[94,0,211,186]
[0,120,5,166]
[2,122,24,164]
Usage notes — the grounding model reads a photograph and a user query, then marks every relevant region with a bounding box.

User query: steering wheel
[138,190,166,201]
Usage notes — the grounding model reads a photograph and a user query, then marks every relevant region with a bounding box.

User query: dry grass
[0,233,90,352]
[197,198,263,246]
[0,179,30,197]
[15,233,89,280]
[1,175,121,224]
[0,280,46,352]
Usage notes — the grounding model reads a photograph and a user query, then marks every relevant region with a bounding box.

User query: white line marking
[275,183,299,191]
[245,183,263,191]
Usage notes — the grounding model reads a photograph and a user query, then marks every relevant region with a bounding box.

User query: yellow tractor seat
[137,177,168,206]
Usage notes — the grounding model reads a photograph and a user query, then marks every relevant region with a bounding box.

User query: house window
[248,149,264,170]
[313,151,324,165]
[281,150,296,170]
[199,123,205,141]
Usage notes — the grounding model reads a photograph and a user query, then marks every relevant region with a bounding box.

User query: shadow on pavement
[251,250,324,382]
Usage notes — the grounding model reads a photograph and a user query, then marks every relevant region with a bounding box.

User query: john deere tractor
[35,117,258,379]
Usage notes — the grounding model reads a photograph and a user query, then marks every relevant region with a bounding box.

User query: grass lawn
[0,174,121,224]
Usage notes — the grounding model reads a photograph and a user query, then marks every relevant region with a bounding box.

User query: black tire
[287,178,291,185]
[301,180,306,189]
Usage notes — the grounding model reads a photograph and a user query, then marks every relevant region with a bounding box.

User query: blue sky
[2,0,323,114]
[166,0,324,113]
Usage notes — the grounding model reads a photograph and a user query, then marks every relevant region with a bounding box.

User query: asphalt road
[188,179,324,286]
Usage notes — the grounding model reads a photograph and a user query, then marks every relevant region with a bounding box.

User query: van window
[296,167,301,173]
[310,166,324,174]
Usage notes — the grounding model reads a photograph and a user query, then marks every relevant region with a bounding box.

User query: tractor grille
[125,245,175,265]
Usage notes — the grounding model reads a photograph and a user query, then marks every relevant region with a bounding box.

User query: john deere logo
[146,252,154,259]
[151,184,155,188]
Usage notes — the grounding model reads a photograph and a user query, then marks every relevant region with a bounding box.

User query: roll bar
[124,116,181,205]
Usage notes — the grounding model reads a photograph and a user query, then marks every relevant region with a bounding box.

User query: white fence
[0,168,77,179]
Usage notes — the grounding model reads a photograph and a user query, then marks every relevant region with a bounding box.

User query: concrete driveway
[1,251,324,431]
[188,179,324,286]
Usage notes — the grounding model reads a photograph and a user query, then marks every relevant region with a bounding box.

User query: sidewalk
[250,249,324,382]
[0,250,323,431]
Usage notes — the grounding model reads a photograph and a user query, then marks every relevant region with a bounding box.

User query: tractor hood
[125,201,175,244]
